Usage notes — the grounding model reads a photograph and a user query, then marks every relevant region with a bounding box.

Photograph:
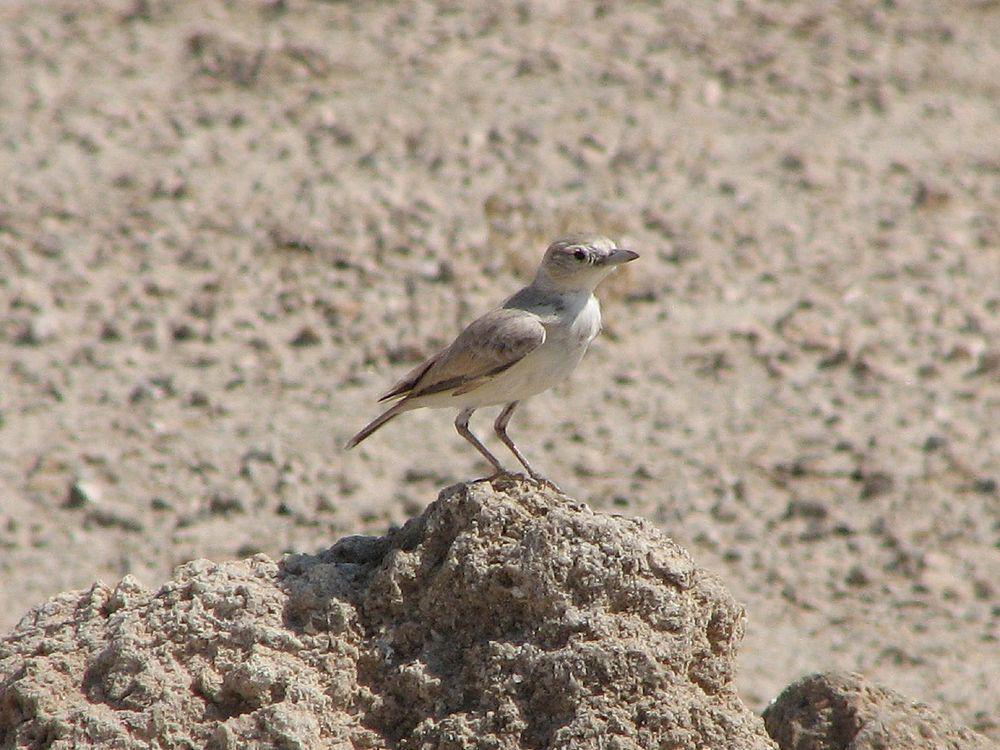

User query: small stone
[418,260,454,283]
[188,294,217,320]
[188,391,209,408]
[923,435,947,452]
[14,316,58,346]
[129,384,152,403]
[315,494,336,513]
[290,327,321,347]
[87,507,144,532]
[780,152,804,171]
[846,565,870,587]
[172,322,197,341]
[66,480,102,508]
[783,499,828,520]
[150,497,172,511]
[187,390,210,408]
[632,465,653,480]
[702,78,722,106]
[968,350,999,377]
[209,492,244,515]
[860,471,894,499]
[33,233,63,258]
[100,322,122,341]
[972,477,997,494]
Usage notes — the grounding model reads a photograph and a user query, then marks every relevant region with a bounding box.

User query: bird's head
[534,235,639,292]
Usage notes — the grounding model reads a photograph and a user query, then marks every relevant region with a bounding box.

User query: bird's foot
[474,470,562,494]
[527,473,563,494]
[476,470,516,485]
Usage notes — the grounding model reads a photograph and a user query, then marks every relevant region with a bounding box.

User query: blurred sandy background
[1,0,997,737]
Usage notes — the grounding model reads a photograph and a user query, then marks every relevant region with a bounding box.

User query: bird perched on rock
[346,235,638,487]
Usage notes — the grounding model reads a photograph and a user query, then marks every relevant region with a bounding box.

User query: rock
[13,315,59,346]
[289,326,321,347]
[65,480,145,532]
[762,671,993,750]
[85,506,145,533]
[0,478,775,749]
[65,480,102,508]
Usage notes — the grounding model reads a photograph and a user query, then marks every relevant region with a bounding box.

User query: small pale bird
[346,235,638,486]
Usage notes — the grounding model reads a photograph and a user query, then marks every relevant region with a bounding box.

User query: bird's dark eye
[573,249,587,261]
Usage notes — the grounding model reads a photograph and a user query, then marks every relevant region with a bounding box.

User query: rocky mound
[0,478,775,749]
[763,671,994,750]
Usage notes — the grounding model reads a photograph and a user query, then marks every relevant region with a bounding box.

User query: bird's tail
[345,402,406,450]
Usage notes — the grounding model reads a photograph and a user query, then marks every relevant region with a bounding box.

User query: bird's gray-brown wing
[377,353,441,402]
[378,307,545,403]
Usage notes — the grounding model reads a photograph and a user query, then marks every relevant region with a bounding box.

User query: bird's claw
[528,473,562,494]
[476,470,562,495]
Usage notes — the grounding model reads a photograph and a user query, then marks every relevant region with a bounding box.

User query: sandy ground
[1,0,997,738]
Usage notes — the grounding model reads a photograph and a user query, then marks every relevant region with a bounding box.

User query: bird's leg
[494,402,560,491]
[455,408,506,476]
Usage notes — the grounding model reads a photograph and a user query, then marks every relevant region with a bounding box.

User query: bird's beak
[602,247,639,266]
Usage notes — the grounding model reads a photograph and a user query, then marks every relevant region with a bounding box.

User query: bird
[346,234,638,487]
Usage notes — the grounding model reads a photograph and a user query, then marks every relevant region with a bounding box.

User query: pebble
[66,480,102,508]
[290,327,321,347]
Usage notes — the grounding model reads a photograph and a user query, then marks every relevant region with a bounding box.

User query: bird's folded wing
[378,308,545,402]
